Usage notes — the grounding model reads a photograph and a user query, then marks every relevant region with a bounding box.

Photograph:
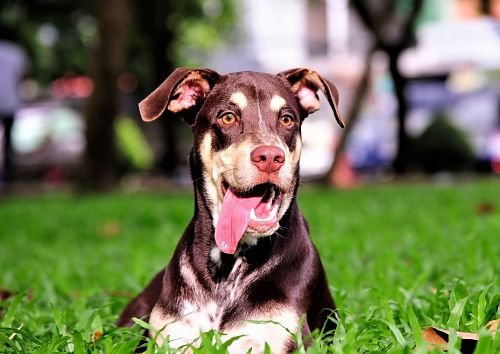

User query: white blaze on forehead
[229,91,248,109]
[270,95,286,112]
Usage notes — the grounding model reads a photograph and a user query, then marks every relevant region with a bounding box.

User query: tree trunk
[346,0,423,178]
[138,0,179,176]
[83,0,129,190]
[326,47,376,185]
[387,46,411,174]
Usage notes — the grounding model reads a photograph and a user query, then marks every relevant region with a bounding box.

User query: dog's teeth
[269,204,279,219]
[271,204,278,217]
[269,188,275,201]
[250,204,279,222]
[251,208,273,222]
[266,189,274,209]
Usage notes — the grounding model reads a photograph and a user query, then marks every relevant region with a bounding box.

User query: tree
[133,0,236,177]
[83,0,235,188]
[329,0,425,184]
[82,0,129,190]
[1,0,236,190]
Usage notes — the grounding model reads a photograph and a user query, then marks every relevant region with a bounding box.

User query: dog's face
[139,68,343,254]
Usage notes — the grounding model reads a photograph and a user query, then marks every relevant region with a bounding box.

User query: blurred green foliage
[168,0,237,66]
[0,0,236,87]
[116,116,154,171]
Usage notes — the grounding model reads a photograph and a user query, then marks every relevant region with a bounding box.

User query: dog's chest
[149,257,299,353]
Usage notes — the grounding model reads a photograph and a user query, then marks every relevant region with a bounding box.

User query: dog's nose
[251,146,285,173]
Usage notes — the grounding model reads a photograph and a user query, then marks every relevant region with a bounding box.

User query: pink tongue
[215,188,263,254]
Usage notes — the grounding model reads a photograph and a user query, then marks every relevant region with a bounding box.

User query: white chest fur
[149,257,299,353]
[149,302,298,353]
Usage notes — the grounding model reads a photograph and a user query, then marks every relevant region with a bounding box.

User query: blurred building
[210,0,367,178]
[210,0,499,177]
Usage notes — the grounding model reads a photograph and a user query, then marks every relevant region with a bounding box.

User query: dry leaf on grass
[93,330,103,342]
[422,320,498,353]
[485,319,498,333]
[476,201,495,215]
[104,290,135,297]
[97,220,121,237]
[422,327,448,351]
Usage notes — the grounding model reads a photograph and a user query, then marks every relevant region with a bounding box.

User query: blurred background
[0,0,499,193]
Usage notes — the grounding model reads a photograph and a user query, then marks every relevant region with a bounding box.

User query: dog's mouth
[215,181,282,254]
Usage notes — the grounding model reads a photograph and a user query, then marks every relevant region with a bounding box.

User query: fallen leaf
[93,330,103,342]
[422,321,499,354]
[422,327,447,351]
[486,319,498,335]
[97,220,121,237]
[69,291,81,298]
[104,290,135,297]
[476,201,495,215]
[426,326,477,353]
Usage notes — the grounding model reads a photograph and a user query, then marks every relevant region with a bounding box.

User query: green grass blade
[132,317,155,332]
[263,342,271,354]
[1,294,23,327]
[475,284,493,330]
[72,332,86,354]
[381,298,406,347]
[473,328,493,354]
[447,296,468,329]
[220,334,246,351]
[381,320,406,347]
[50,304,67,337]
[446,329,462,354]
[407,305,424,349]
[0,331,22,353]
[0,327,42,345]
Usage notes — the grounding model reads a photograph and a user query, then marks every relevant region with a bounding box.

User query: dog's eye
[279,115,294,127]
[219,113,237,126]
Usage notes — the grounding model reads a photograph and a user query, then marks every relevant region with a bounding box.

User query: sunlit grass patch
[0,180,499,352]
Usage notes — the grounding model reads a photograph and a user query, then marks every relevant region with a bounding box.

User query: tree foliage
[0,0,236,88]
[1,0,236,190]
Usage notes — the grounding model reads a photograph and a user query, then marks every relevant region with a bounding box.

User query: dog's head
[139,68,343,254]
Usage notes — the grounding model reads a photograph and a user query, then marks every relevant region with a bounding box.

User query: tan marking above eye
[229,91,248,109]
[270,95,286,112]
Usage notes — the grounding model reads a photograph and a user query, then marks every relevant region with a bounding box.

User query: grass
[0,179,499,353]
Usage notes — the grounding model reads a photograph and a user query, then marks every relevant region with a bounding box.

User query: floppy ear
[277,68,344,128]
[138,68,220,126]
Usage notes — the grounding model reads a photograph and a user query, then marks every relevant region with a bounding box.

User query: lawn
[0,179,498,353]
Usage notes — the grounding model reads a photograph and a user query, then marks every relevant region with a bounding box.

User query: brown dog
[118,68,344,353]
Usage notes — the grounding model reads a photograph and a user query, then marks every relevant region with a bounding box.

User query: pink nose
[251,146,285,173]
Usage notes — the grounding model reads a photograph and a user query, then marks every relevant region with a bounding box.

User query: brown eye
[219,113,237,126]
[279,115,294,127]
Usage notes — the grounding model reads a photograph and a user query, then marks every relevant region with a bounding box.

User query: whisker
[275,230,287,239]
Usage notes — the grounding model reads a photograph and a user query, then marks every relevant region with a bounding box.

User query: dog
[117,67,344,353]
